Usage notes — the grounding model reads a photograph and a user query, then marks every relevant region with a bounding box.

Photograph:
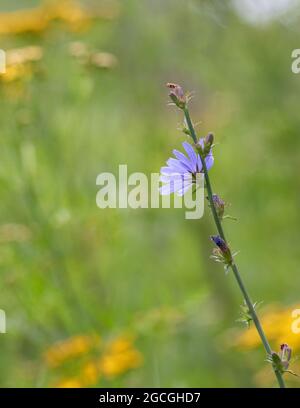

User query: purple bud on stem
[204,132,214,148]
[211,235,232,264]
[200,132,214,157]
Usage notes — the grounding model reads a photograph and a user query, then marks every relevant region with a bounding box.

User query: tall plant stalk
[162,82,288,388]
[183,107,285,388]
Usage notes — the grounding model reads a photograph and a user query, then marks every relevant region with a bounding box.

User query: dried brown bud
[166,83,187,109]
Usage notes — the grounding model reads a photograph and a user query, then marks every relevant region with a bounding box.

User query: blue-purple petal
[198,138,205,149]
[160,183,175,195]
[166,158,188,173]
[205,152,214,170]
[172,149,193,171]
[160,166,180,175]
[182,142,197,172]
[176,181,193,196]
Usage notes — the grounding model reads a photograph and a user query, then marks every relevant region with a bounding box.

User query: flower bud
[268,343,293,374]
[212,194,225,219]
[166,83,187,109]
[211,235,232,265]
[279,343,292,369]
[202,132,214,156]
[204,132,214,147]
[211,235,227,252]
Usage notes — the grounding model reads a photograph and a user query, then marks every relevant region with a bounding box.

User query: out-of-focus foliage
[0,0,300,387]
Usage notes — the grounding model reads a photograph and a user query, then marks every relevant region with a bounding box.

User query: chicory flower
[159,140,214,196]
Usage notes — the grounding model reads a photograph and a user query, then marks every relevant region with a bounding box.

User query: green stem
[183,107,286,389]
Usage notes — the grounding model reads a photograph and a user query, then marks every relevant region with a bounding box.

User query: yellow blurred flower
[99,349,143,378]
[6,46,43,66]
[227,303,300,387]
[1,65,30,83]
[106,334,135,354]
[234,303,300,351]
[44,0,91,31]
[47,0,120,28]
[0,7,48,35]
[53,361,101,388]
[44,334,101,368]
[81,361,100,385]
[0,0,120,36]
[55,377,83,388]
[0,46,43,83]
[99,334,143,378]
[47,332,143,387]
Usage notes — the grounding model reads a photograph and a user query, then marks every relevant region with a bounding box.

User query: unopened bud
[166,83,187,109]
[211,235,232,264]
[212,194,225,219]
[211,235,228,252]
[280,343,292,369]
[205,132,214,146]
[203,132,214,156]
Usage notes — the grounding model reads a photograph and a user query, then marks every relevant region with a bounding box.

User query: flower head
[159,140,214,196]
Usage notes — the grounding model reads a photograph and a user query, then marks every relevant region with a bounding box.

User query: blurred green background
[0,0,300,388]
